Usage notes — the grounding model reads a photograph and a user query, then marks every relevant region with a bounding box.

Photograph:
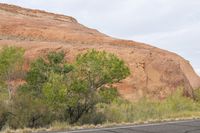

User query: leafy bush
[8,92,53,129]
[194,89,200,101]
[0,46,24,100]
[17,49,130,126]
[0,101,9,130]
[78,109,106,125]
[2,46,200,131]
[99,87,118,104]
[100,90,200,123]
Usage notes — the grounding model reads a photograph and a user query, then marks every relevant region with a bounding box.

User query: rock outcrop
[0,3,200,100]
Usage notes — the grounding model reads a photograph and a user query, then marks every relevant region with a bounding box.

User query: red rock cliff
[0,3,200,100]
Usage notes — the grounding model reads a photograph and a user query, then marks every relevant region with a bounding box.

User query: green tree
[75,50,130,86]
[20,51,73,123]
[22,50,130,124]
[25,51,73,97]
[64,50,130,123]
[0,46,24,100]
[42,73,67,108]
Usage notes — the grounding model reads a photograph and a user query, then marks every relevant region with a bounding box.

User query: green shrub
[8,92,53,129]
[78,109,106,125]
[2,47,200,131]
[99,90,200,123]
[20,50,130,125]
[0,46,24,100]
[194,89,200,101]
[0,102,9,130]
[99,87,118,104]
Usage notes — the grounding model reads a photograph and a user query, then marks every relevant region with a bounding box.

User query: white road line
[57,119,199,133]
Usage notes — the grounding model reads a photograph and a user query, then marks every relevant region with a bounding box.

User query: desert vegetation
[0,46,200,132]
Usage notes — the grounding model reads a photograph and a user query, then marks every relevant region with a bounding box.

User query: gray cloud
[1,0,200,75]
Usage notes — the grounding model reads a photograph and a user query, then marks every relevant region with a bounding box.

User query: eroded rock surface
[0,3,200,100]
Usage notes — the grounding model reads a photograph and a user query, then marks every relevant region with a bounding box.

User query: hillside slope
[0,3,200,100]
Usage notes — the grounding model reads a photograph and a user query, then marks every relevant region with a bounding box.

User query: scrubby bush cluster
[1,46,200,131]
[101,90,200,123]
[0,46,130,130]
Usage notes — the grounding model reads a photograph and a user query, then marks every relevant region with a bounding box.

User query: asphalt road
[54,119,200,133]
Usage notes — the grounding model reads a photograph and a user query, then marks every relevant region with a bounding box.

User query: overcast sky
[1,0,200,75]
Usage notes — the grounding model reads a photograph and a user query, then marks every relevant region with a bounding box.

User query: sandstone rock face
[0,3,200,100]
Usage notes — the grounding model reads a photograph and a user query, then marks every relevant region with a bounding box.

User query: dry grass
[2,90,200,133]
[2,117,200,133]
